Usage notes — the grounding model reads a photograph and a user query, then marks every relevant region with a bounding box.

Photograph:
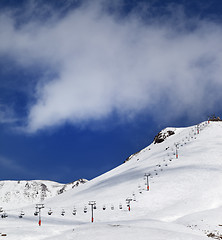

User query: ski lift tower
[144,173,151,191]
[126,198,132,211]
[88,201,96,223]
[175,143,179,159]
[36,203,44,226]
[197,124,200,134]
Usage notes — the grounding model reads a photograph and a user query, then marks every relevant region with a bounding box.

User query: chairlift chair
[61,209,65,216]
[48,209,53,215]
[72,206,77,215]
[19,210,25,218]
[34,206,39,216]
[119,204,122,210]
[84,206,87,213]
[1,212,8,218]
[34,211,38,216]
[111,205,114,210]
[102,206,106,210]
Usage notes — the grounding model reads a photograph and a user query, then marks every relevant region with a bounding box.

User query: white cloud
[0,2,222,132]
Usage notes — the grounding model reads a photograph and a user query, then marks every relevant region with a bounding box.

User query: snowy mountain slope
[0,179,87,208]
[45,121,221,215]
[41,121,222,235]
[1,121,222,240]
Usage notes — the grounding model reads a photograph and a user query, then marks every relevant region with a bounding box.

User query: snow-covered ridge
[0,179,87,208]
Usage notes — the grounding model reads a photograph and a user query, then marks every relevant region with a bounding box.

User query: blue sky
[1,0,222,183]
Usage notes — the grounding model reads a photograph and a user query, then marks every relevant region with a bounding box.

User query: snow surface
[1,121,222,239]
